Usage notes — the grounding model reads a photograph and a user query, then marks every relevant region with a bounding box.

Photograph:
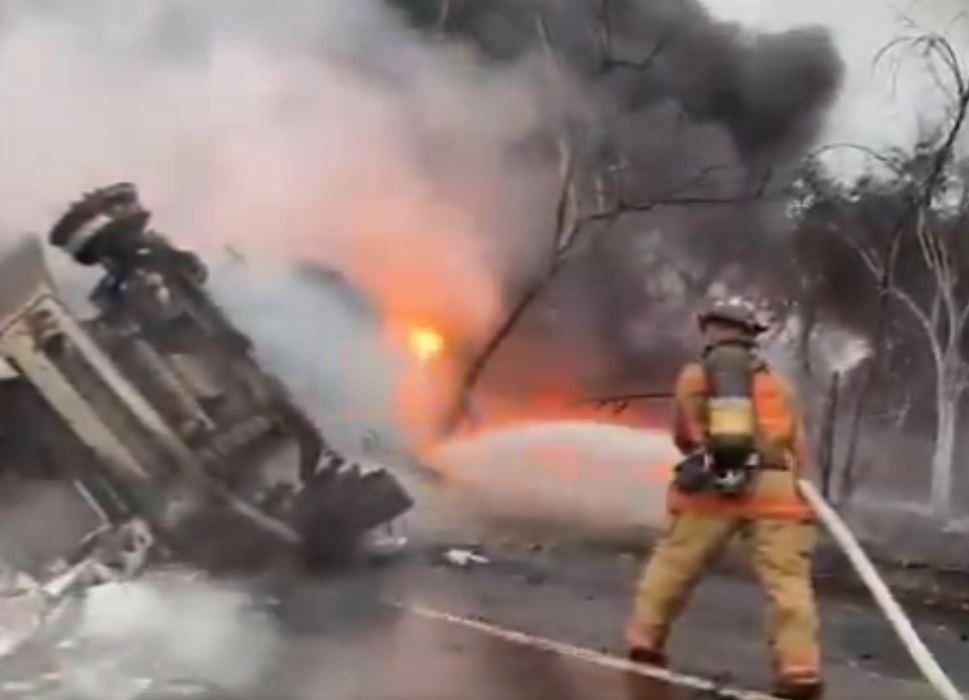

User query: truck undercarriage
[0,184,412,584]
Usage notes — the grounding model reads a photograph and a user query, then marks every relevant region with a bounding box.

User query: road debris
[0,518,155,662]
[443,548,490,568]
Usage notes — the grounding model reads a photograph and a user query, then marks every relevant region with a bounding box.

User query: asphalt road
[2,541,968,700]
[3,481,969,700]
[246,534,969,700]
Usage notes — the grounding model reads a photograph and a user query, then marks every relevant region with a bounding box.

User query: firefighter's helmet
[697,297,768,335]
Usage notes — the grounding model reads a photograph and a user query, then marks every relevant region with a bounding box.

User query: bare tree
[441,137,584,434]
[440,165,781,434]
[842,202,969,518]
[439,7,789,436]
[837,32,969,515]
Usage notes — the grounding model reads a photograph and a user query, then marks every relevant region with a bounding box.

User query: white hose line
[798,479,964,700]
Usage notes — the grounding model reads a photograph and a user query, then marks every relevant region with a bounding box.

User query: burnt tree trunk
[817,372,840,502]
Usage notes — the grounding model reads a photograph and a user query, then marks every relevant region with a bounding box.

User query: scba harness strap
[674,342,785,498]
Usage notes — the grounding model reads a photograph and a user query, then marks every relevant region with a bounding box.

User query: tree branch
[552,139,579,257]
[596,0,675,74]
[838,231,944,372]
[601,28,675,72]
[442,125,581,435]
[841,31,969,492]
[807,142,910,178]
[436,0,452,32]
[957,293,969,332]
[575,391,675,414]
[580,190,779,224]
[891,286,944,371]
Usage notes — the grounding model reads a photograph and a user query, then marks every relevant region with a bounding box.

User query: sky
[700,0,969,174]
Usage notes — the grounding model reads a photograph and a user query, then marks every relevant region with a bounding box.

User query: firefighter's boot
[628,646,668,668]
[774,678,824,700]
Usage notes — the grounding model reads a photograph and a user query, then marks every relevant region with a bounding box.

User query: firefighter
[626,297,823,700]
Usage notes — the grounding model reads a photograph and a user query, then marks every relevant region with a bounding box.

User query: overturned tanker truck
[0,183,412,571]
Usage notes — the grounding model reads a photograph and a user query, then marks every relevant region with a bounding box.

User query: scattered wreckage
[0,183,413,657]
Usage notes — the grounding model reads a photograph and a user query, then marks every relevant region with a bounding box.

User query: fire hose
[797,479,964,700]
[584,391,963,696]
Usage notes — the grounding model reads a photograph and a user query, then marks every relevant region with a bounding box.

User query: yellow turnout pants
[627,512,821,683]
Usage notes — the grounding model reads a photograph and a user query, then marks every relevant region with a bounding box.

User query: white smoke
[38,571,278,700]
[210,263,409,456]
[0,1,585,688]
[0,0,573,448]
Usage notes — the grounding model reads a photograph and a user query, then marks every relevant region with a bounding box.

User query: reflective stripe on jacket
[667,362,814,521]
